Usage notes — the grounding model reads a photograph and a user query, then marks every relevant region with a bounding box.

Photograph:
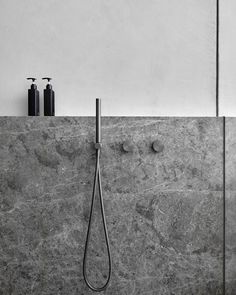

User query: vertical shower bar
[96,98,101,143]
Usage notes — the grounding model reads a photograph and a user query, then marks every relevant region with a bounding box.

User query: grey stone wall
[226,118,236,295]
[0,117,224,294]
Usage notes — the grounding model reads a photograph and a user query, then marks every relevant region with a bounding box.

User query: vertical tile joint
[216,0,219,117]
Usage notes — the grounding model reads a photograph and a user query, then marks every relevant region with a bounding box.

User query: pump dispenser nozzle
[42,77,52,83]
[27,77,37,83]
[42,77,52,90]
[27,77,40,116]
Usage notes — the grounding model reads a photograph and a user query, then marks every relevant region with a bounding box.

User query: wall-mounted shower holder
[94,142,102,150]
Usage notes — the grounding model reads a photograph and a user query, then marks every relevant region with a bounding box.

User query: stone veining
[0,117,223,295]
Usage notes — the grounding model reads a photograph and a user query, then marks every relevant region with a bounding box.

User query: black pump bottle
[43,77,55,116]
[27,78,40,116]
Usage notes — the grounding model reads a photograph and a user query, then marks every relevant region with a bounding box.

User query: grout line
[216,0,220,117]
[216,0,219,117]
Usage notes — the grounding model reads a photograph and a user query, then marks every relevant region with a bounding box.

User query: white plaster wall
[220,0,236,116]
[0,0,216,116]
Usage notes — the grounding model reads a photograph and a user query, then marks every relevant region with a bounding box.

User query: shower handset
[82,98,112,292]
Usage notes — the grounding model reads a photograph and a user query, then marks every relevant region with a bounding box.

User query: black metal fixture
[83,98,112,292]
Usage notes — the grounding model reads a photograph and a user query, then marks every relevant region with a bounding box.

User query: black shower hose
[83,146,112,292]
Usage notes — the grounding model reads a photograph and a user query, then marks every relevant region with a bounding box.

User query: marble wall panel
[0,117,223,294]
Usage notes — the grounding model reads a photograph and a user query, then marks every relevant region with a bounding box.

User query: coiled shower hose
[83,99,112,292]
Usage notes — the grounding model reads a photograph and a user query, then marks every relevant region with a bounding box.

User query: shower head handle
[96,98,101,143]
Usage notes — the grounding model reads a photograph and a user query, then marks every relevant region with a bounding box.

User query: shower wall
[0,117,223,294]
[226,118,236,294]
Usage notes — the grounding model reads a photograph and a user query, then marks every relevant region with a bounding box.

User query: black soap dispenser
[27,78,40,116]
[42,77,55,116]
